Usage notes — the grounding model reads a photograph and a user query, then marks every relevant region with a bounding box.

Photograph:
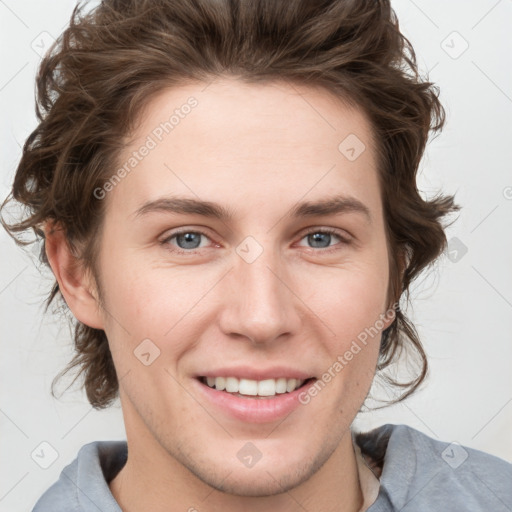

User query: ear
[44,223,104,330]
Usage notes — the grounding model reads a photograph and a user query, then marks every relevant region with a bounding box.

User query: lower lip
[193,378,315,424]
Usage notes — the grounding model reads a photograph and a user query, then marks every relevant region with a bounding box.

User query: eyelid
[298,226,353,244]
[159,227,218,253]
[160,225,215,241]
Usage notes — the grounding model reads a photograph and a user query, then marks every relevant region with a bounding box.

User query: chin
[195,462,311,497]
[179,445,329,498]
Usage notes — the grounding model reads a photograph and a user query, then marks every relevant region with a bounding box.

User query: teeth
[258,379,276,396]
[225,377,239,393]
[239,379,259,396]
[286,378,297,393]
[214,376,226,391]
[275,377,287,394]
[205,376,306,396]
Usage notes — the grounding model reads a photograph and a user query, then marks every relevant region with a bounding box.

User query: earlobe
[44,223,104,329]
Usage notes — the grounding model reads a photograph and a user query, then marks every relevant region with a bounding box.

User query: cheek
[302,261,389,338]
[97,253,217,356]
[297,260,390,397]
[305,273,386,410]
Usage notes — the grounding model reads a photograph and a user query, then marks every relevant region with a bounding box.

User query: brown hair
[1,0,458,408]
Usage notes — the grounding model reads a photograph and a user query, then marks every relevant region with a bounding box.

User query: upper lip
[198,366,315,381]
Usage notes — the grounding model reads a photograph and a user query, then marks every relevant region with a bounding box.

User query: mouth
[198,376,315,399]
[193,366,318,423]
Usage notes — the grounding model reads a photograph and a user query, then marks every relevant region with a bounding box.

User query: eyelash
[160,227,351,255]
[297,228,350,253]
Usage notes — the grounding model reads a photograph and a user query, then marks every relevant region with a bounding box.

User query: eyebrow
[133,195,371,223]
[289,195,372,223]
[134,197,234,221]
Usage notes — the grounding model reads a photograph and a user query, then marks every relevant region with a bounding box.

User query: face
[93,78,393,496]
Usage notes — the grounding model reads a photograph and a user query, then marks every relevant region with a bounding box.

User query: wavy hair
[1,0,458,408]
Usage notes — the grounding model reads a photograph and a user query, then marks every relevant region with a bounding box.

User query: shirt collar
[352,431,381,511]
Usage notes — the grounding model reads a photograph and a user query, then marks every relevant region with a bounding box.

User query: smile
[195,375,317,423]
[200,376,310,397]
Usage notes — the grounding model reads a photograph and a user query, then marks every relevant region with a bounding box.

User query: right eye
[161,230,214,253]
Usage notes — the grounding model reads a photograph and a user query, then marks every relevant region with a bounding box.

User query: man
[3,0,511,510]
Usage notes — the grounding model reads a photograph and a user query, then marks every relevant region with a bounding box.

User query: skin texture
[46,78,394,512]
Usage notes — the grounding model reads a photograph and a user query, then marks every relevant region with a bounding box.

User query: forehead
[108,78,381,220]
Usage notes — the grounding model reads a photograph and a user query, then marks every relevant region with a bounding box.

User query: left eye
[298,231,343,249]
[167,231,210,250]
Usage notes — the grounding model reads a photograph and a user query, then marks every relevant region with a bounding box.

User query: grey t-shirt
[32,423,512,511]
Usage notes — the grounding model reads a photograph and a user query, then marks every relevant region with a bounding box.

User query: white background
[1,1,511,510]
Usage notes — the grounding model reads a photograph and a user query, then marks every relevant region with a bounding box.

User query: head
[2,0,457,496]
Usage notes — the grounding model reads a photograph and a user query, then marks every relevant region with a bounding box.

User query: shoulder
[355,423,512,511]
[31,440,127,512]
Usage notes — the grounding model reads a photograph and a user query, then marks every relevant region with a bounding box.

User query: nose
[217,250,302,345]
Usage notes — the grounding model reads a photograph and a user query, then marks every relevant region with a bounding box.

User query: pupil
[177,232,201,249]
[308,232,331,248]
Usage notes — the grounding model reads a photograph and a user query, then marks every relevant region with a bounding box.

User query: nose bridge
[243,256,283,312]
[219,245,300,344]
